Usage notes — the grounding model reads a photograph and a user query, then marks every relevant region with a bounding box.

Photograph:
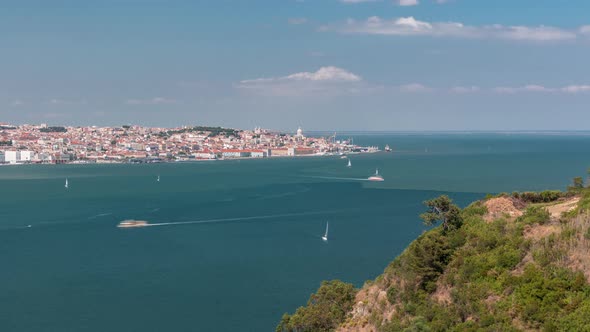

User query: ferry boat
[368,168,384,182]
[117,220,149,228]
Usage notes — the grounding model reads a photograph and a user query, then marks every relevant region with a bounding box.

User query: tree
[276,280,356,332]
[568,176,585,192]
[420,195,463,232]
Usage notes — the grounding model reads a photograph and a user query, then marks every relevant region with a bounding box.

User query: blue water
[1,134,590,331]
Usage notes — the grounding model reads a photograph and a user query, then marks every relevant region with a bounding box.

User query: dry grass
[523,223,560,241]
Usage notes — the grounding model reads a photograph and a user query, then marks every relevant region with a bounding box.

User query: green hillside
[278,177,590,332]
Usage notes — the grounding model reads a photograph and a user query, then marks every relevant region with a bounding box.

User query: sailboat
[157,175,160,182]
[347,159,351,168]
[322,222,329,241]
[65,178,69,189]
[368,168,384,182]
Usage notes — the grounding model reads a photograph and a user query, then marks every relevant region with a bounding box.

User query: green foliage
[420,195,463,232]
[405,230,459,293]
[167,126,240,138]
[513,190,566,203]
[568,176,585,193]
[276,280,356,332]
[282,184,590,331]
[461,201,487,218]
[39,126,67,133]
[517,206,551,225]
[386,286,398,304]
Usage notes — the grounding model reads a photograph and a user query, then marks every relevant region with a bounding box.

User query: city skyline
[2,0,590,130]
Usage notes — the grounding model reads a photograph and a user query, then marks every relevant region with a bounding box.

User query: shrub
[276,280,356,332]
[517,206,551,225]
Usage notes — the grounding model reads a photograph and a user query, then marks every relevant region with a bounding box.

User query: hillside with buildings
[0,124,377,164]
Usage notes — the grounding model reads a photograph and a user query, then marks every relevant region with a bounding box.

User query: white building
[250,150,268,158]
[4,151,19,164]
[296,127,304,138]
[20,150,32,162]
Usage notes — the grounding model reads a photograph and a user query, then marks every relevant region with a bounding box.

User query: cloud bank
[323,16,582,42]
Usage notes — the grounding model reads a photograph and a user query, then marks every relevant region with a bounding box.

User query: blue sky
[2,0,590,131]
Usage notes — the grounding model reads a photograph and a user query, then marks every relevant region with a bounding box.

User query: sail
[324,222,329,238]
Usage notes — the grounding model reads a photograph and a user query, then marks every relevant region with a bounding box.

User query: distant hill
[277,177,590,332]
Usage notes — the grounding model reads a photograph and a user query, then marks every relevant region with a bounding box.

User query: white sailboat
[65,178,69,189]
[347,159,351,168]
[322,222,329,241]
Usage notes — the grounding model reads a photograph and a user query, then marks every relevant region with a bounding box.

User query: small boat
[340,155,348,159]
[117,220,149,228]
[347,159,351,168]
[157,175,160,182]
[26,225,32,228]
[368,168,384,182]
[322,221,329,241]
[65,178,69,189]
[385,144,392,152]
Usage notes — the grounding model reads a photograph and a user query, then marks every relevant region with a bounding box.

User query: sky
[2,0,590,131]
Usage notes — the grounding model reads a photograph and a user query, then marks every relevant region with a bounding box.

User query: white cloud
[325,16,580,42]
[451,86,480,93]
[237,66,365,96]
[561,85,590,93]
[241,66,361,84]
[49,99,87,105]
[126,97,178,105]
[286,66,362,82]
[399,83,431,92]
[398,0,419,6]
[493,84,590,94]
[493,85,553,94]
[288,18,307,25]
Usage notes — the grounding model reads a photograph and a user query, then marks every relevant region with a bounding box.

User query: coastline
[0,150,380,166]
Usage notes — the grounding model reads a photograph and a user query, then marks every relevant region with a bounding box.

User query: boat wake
[88,212,113,219]
[303,176,371,182]
[144,210,344,228]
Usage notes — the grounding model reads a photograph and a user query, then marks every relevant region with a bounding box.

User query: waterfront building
[4,150,19,164]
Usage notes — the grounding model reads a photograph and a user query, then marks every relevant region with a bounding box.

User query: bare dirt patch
[546,197,580,220]
[484,197,523,222]
[523,224,560,241]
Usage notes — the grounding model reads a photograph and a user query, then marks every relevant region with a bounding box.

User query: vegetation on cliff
[278,175,590,332]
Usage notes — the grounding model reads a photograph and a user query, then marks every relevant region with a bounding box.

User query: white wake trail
[143,210,340,228]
